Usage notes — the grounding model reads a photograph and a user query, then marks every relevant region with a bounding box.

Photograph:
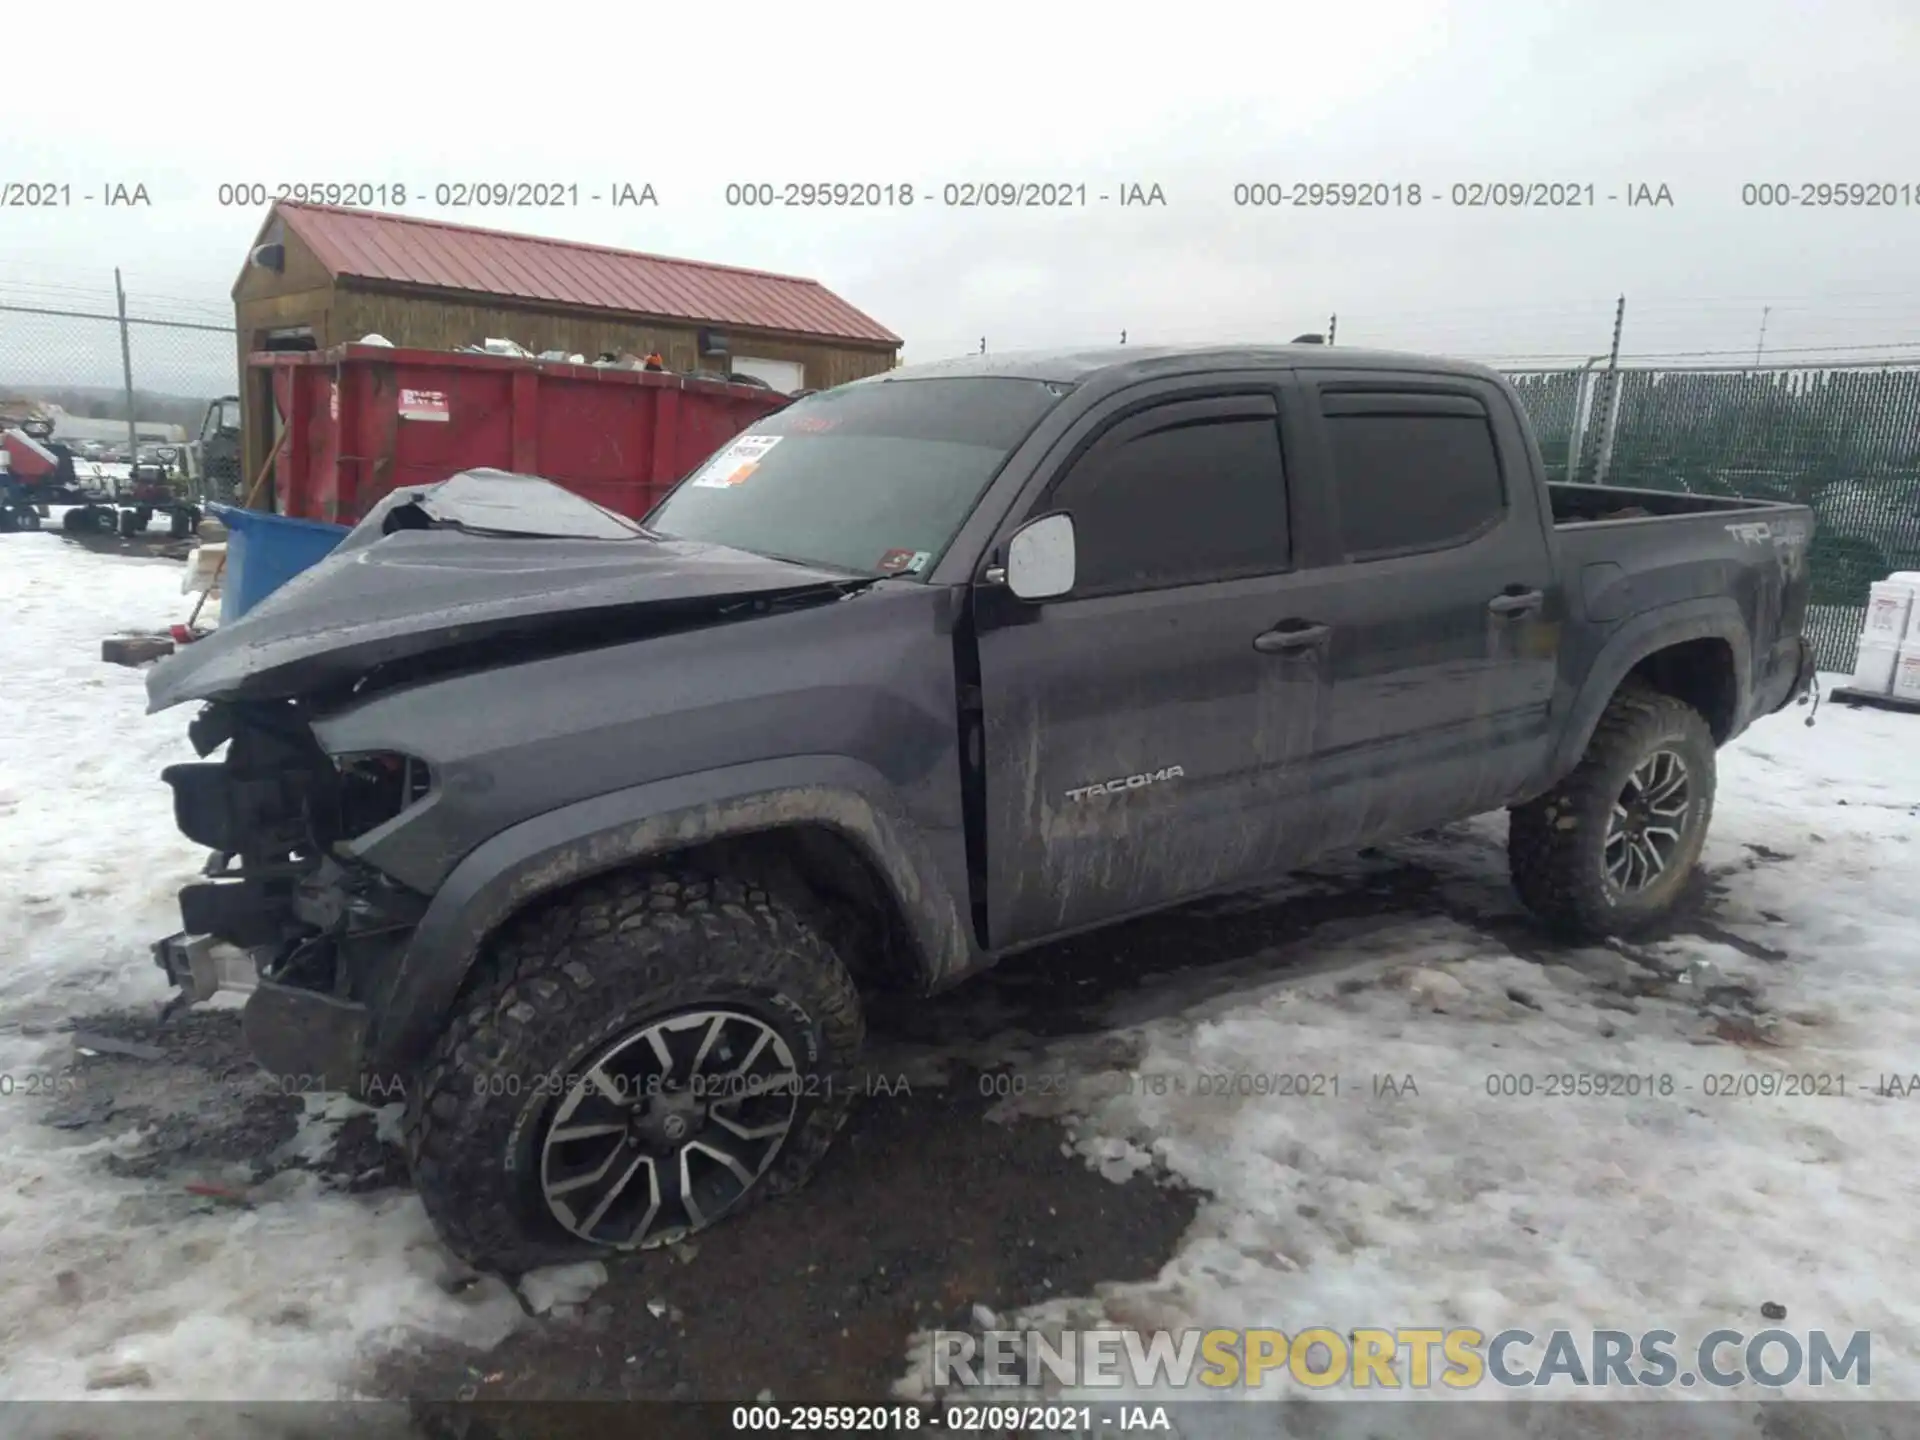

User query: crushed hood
[145,470,865,712]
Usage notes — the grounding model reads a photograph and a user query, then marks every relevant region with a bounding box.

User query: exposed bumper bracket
[242,980,373,1095]
[153,934,375,1093]
[152,931,260,1003]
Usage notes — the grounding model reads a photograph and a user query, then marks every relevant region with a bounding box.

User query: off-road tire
[1508,681,1717,939]
[404,868,864,1275]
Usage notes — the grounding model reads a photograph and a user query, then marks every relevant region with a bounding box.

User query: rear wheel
[405,869,864,1275]
[1508,682,1717,938]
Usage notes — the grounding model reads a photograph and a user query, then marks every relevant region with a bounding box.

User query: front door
[973,385,1329,947]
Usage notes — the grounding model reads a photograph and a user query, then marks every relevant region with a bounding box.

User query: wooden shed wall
[327,287,895,390]
[234,223,339,479]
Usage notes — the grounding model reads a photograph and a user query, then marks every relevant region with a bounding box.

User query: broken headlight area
[157,702,435,992]
[163,703,435,862]
[332,750,435,842]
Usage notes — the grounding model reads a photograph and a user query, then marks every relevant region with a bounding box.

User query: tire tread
[1509,681,1715,939]
[403,867,863,1274]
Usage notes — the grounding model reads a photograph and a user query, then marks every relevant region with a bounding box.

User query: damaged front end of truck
[153,698,434,1092]
[144,470,874,1094]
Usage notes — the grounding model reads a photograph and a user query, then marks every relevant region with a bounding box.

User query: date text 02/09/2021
[727,1403,1146,1433]
[209,182,658,208]
[1228,181,1675,207]
[721,181,1166,208]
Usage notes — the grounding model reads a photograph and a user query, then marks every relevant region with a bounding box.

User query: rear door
[1292,374,1560,845]
[972,378,1337,947]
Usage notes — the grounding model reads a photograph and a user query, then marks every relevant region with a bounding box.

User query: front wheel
[1508,682,1717,939]
[404,869,865,1275]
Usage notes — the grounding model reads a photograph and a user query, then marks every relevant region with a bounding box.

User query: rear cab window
[1319,390,1507,559]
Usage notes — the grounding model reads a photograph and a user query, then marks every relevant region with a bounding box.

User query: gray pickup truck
[146,344,1816,1272]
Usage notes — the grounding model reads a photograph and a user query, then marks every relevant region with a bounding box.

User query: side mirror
[1004,512,1076,601]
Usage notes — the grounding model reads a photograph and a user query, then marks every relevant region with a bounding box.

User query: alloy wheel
[1603,749,1692,894]
[537,1008,801,1249]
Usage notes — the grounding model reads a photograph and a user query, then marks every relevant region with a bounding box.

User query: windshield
[647,376,1068,577]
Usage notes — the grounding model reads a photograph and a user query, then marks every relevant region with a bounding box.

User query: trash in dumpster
[458,337,535,358]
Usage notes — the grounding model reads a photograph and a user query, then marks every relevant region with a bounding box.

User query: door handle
[1488,588,1544,617]
[1253,622,1330,654]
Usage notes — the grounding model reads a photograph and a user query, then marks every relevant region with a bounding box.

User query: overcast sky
[2,0,1916,396]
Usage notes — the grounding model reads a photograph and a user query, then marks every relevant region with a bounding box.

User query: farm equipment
[52,453,200,538]
[184,396,243,505]
[1,419,105,531]
[60,461,202,538]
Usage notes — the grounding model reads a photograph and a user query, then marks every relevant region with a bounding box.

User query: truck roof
[866,343,1509,388]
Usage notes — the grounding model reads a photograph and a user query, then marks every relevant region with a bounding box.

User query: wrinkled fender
[366,755,975,1071]
[1543,597,1752,784]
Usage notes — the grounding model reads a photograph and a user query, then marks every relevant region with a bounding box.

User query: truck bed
[1548,481,1801,527]
[1545,481,1815,737]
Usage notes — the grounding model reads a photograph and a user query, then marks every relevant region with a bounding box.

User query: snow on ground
[896,686,1920,1416]
[0,536,524,1400]
[7,522,1918,1420]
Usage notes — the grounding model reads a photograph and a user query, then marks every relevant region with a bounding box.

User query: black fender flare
[1543,597,1752,784]
[367,756,976,1071]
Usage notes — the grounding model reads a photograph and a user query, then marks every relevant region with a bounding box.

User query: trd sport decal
[1725,518,1811,548]
[1064,766,1185,802]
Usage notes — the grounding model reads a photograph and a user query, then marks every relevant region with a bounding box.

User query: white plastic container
[1863,581,1916,644]
[1894,644,1920,703]
[181,542,226,597]
[1892,573,1920,643]
[1852,639,1901,696]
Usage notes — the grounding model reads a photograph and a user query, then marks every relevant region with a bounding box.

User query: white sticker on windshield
[691,433,782,488]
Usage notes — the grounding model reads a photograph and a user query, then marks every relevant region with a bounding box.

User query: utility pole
[1754,306,1771,364]
[1327,313,1337,345]
[1589,294,1628,486]
[978,336,986,355]
[114,268,139,487]
[1119,330,1127,345]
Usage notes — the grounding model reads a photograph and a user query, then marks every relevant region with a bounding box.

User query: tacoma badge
[1065,765,1185,802]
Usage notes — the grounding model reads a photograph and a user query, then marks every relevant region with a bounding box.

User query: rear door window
[1320,392,1506,559]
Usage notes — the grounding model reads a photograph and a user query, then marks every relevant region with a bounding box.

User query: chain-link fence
[1502,361,1920,673]
[5,291,1915,670]
[0,299,241,506]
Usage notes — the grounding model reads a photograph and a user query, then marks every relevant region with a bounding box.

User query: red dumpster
[256,344,793,525]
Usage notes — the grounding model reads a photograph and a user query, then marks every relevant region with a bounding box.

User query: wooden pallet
[1829,686,1920,714]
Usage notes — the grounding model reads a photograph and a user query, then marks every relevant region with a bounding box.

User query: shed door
[731,356,806,393]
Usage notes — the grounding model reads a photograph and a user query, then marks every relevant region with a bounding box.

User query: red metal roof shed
[260,202,900,345]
